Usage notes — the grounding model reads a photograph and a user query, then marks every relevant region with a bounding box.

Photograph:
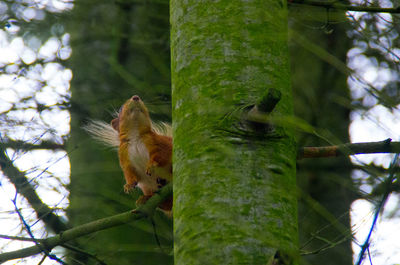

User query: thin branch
[298,138,400,159]
[298,161,400,174]
[0,234,42,242]
[289,0,400,13]
[1,140,65,151]
[37,254,47,265]
[0,183,172,263]
[0,146,68,233]
[12,194,66,265]
[301,234,351,256]
[355,153,399,265]
[61,244,108,265]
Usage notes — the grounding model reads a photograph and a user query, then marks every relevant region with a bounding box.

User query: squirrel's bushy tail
[152,121,172,138]
[83,120,120,148]
[84,120,172,148]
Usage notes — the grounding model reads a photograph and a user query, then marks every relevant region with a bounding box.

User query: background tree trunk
[171,1,298,264]
[66,1,172,264]
[289,8,354,265]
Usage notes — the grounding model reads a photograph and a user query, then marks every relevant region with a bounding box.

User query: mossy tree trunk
[171,1,298,264]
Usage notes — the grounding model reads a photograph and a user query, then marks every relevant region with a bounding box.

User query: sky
[0,3,71,262]
[0,2,399,265]
[346,11,400,264]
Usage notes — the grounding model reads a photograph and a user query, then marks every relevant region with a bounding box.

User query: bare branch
[0,183,172,263]
[12,195,66,264]
[298,138,400,159]
[0,234,42,242]
[289,0,400,13]
[1,140,65,151]
[355,154,399,265]
[0,146,68,233]
[61,244,108,265]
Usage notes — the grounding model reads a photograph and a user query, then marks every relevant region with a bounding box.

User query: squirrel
[84,95,173,211]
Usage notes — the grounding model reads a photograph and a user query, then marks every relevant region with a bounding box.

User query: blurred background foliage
[66,0,172,264]
[289,6,354,265]
[0,0,399,264]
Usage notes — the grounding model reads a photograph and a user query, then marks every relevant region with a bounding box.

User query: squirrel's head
[111,95,152,134]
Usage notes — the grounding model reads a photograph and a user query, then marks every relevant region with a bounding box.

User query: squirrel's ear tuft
[111,118,120,132]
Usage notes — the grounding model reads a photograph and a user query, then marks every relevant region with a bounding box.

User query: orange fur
[85,95,173,212]
[115,95,172,210]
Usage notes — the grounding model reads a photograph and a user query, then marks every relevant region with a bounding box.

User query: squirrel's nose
[131,95,140,101]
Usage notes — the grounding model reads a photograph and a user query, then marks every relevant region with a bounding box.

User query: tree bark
[171,1,298,264]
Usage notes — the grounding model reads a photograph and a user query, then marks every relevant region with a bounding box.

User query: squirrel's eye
[118,106,123,113]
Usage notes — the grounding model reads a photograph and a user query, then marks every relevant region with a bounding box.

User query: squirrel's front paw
[146,160,159,176]
[124,182,137,193]
[157,177,167,188]
[146,165,154,176]
[136,195,152,206]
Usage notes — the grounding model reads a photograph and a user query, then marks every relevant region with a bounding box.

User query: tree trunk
[66,1,172,264]
[171,1,298,264]
[289,8,354,265]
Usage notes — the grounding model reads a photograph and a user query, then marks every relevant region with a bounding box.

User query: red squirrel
[85,95,172,210]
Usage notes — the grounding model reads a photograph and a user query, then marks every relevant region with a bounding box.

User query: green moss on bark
[171,1,298,264]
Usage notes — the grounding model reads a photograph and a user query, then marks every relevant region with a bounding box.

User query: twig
[12,194,66,264]
[0,234,43,242]
[37,254,47,265]
[355,153,399,265]
[61,244,107,265]
[0,139,65,151]
[289,0,400,14]
[0,145,68,233]
[298,138,400,159]
[301,234,350,256]
[0,183,172,263]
